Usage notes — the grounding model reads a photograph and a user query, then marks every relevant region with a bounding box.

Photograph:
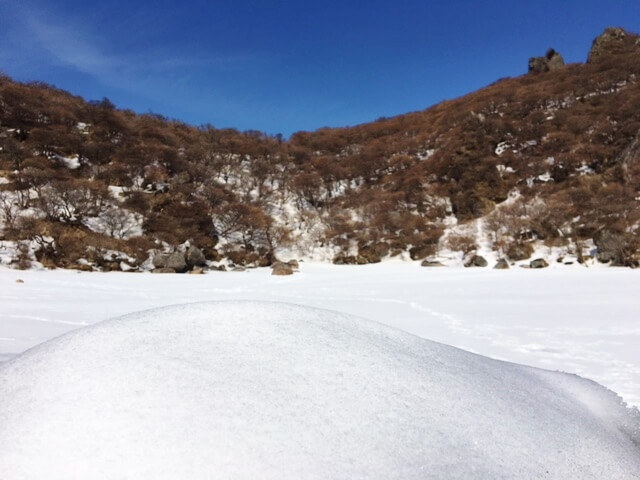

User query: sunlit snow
[1,263,639,408]
[1,301,638,479]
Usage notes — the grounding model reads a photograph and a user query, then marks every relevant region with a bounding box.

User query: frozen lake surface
[1,262,639,407]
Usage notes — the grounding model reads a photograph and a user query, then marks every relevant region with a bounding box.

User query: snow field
[0,301,639,479]
[1,262,638,407]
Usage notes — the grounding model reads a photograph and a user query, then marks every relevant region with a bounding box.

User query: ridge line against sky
[1,0,639,136]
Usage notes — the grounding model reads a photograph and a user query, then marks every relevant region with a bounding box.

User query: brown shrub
[444,231,478,254]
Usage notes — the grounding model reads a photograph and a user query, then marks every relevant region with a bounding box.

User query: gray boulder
[421,260,445,267]
[153,252,188,273]
[530,258,549,269]
[493,259,510,270]
[152,254,168,269]
[186,246,206,267]
[271,261,294,276]
[464,255,488,268]
[152,267,176,274]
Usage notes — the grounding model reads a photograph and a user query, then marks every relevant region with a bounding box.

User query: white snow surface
[1,263,639,409]
[1,301,639,479]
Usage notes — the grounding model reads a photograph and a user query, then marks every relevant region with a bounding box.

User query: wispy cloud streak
[1,1,260,98]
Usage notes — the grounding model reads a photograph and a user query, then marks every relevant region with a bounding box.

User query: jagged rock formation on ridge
[528,48,565,73]
[588,27,640,63]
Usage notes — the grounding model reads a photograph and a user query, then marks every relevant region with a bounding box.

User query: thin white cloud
[25,15,120,75]
[0,1,279,130]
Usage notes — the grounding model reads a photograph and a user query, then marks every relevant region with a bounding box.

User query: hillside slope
[1,27,639,271]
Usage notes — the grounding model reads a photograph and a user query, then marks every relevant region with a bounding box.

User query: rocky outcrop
[587,27,639,63]
[528,49,565,73]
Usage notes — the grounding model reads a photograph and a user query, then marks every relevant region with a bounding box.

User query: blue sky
[1,1,638,136]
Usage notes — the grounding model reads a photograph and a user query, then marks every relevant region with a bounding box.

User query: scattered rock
[189,267,205,275]
[421,260,445,267]
[287,259,300,270]
[528,48,565,73]
[152,267,176,274]
[493,259,510,270]
[232,267,246,272]
[464,255,488,268]
[15,279,24,283]
[271,262,294,276]
[185,246,206,267]
[530,258,549,269]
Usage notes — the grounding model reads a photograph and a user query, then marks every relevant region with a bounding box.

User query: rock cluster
[152,245,207,274]
[528,48,565,74]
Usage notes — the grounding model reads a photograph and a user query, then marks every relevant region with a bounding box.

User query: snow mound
[0,301,638,479]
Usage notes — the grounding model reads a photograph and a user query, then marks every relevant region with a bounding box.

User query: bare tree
[0,191,20,231]
[37,180,108,224]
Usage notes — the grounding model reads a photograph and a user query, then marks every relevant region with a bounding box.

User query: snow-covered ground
[1,301,639,479]
[1,262,639,409]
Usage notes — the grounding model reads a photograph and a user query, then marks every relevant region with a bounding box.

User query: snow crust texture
[0,301,639,479]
